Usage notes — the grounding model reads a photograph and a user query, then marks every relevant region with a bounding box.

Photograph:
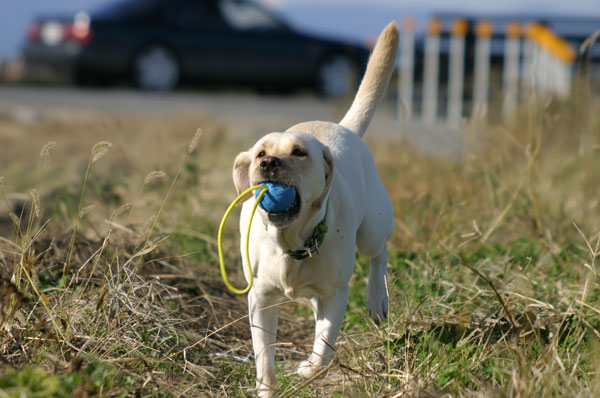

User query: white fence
[397,18,576,125]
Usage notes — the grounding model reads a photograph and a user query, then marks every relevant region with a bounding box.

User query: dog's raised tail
[339,21,399,138]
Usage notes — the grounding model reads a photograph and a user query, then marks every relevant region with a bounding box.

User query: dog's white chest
[279,259,322,299]
[276,256,342,300]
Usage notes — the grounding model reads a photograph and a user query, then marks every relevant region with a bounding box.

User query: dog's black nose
[260,156,282,172]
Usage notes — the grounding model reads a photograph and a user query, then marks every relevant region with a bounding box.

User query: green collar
[286,200,329,260]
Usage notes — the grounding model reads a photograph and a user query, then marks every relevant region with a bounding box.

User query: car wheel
[316,55,359,98]
[132,45,179,92]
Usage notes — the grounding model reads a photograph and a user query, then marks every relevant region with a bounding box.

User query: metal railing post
[502,21,520,120]
[398,17,416,122]
[473,20,493,119]
[447,18,467,127]
[422,18,442,125]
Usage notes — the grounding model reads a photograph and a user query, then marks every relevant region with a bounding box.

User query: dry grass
[0,86,599,397]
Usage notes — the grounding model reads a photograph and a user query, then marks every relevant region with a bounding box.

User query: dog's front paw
[256,383,278,398]
[367,282,388,325]
[257,389,278,398]
[297,359,325,379]
[257,390,278,398]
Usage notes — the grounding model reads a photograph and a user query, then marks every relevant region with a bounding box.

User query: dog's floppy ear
[312,146,334,209]
[232,151,252,197]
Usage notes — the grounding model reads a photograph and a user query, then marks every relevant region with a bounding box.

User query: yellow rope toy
[217,185,268,295]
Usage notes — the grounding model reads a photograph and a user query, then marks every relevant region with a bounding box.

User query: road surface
[0,85,464,157]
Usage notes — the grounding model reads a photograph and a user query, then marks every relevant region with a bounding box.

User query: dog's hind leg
[297,287,350,379]
[249,290,280,398]
[366,243,389,324]
[356,187,393,324]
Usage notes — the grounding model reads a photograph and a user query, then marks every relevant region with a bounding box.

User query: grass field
[1,89,600,397]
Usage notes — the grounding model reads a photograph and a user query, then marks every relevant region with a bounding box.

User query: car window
[161,0,227,29]
[93,0,159,20]
[219,0,278,31]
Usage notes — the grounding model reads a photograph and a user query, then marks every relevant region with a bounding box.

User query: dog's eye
[257,150,266,158]
[291,148,307,157]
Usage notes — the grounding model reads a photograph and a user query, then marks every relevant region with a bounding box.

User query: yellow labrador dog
[232,22,398,397]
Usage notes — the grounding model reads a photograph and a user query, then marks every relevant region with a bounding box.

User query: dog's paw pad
[297,360,323,379]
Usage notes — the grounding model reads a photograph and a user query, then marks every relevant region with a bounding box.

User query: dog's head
[233,131,333,228]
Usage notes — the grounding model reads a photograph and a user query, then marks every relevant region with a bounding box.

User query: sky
[1,0,600,59]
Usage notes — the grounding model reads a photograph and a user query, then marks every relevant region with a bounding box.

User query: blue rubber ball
[255,182,297,213]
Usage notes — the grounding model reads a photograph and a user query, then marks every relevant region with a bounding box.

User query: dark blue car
[23,0,370,96]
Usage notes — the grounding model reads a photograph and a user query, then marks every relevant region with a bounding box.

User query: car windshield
[93,0,158,19]
[219,0,279,30]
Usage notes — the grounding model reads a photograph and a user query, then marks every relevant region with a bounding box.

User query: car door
[217,0,317,84]
[159,0,316,84]
[159,0,238,81]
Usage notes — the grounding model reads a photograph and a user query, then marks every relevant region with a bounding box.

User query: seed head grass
[145,171,167,185]
[39,141,56,173]
[91,141,112,163]
[188,128,204,154]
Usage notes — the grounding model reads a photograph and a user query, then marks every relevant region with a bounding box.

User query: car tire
[316,55,359,98]
[132,45,180,92]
